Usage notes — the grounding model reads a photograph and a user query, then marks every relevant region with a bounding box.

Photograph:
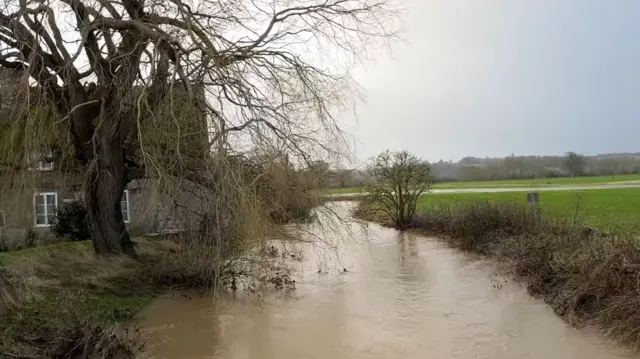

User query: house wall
[0,70,210,249]
[0,175,82,247]
[128,178,213,235]
[127,179,189,236]
[0,176,206,249]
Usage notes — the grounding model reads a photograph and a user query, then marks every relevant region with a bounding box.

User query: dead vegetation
[0,240,157,358]
[0,226,303,359]
[356,200,640,349]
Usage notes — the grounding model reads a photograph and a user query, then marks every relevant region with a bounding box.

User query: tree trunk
[84,130,136,257]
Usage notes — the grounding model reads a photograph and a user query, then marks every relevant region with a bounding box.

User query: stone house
[0,68,209,248]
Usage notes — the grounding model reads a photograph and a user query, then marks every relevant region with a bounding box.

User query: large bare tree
[0,0,399,255]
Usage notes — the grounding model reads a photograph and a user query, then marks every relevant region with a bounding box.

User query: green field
[417,188,640,232]
[323,186,368,195]
[323,174,640,195]
[432,174,640,189]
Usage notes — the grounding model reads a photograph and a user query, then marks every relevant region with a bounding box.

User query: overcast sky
[339,0,640,164]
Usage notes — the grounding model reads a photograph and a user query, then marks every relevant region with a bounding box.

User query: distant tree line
[320,152,640,188]
[431,152,640,182]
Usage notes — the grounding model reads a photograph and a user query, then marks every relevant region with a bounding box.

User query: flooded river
[137,203,638,359]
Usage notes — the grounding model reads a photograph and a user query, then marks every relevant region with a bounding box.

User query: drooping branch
[0,0,400,257]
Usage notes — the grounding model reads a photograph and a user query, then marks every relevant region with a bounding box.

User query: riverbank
[0,237,218,358]
[355,200,640,348]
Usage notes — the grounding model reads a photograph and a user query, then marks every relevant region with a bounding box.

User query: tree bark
[82,113,136,257]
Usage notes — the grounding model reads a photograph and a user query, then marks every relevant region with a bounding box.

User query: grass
[0,237,241,358]
[433,173,640,189]
[417,188,640,232]
[321,173,640,195]
[0,240,163,358]
[321,186,367,195]
[0,230,298,358]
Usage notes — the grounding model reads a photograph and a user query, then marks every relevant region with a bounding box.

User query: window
[38,150,55,171]
[34,192,57,227]
[28,149,55,171]
[121,190,130,223]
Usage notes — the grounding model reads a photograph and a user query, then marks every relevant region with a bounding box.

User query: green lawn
[433,174,640,189]
[322,187,367,195]
[417,188,640,232]
[322,174,640,195]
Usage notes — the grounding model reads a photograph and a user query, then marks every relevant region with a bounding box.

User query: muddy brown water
[137,203,639,359]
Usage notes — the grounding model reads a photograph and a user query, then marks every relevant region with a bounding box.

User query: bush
[412,201,547,252]
[268,190,317,224]
[238,156,317,224]
[365,150,432,229]
[50,201,93,242]
[24,229,39,248]
[0,233,8,252]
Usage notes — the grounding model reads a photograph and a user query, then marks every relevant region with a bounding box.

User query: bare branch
[0,0,402,258]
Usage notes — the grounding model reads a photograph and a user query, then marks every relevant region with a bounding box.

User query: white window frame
[121,190,131,224]
[33,192,58,227]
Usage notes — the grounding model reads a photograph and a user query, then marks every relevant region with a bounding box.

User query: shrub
[268,190,317,224]
[415,201,543,252]
[24,229,39,248]
[0,233,8,252]
[50,201,93,242]
[238,156,317,224]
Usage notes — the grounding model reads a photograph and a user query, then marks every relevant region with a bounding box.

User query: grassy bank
[0,170,316,358]
[420,188,640,232]
[355,200,640,348]
[322,173,640,195]
[0,237,234,358]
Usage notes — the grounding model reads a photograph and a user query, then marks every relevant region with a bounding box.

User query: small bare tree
[366,150,431,229]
